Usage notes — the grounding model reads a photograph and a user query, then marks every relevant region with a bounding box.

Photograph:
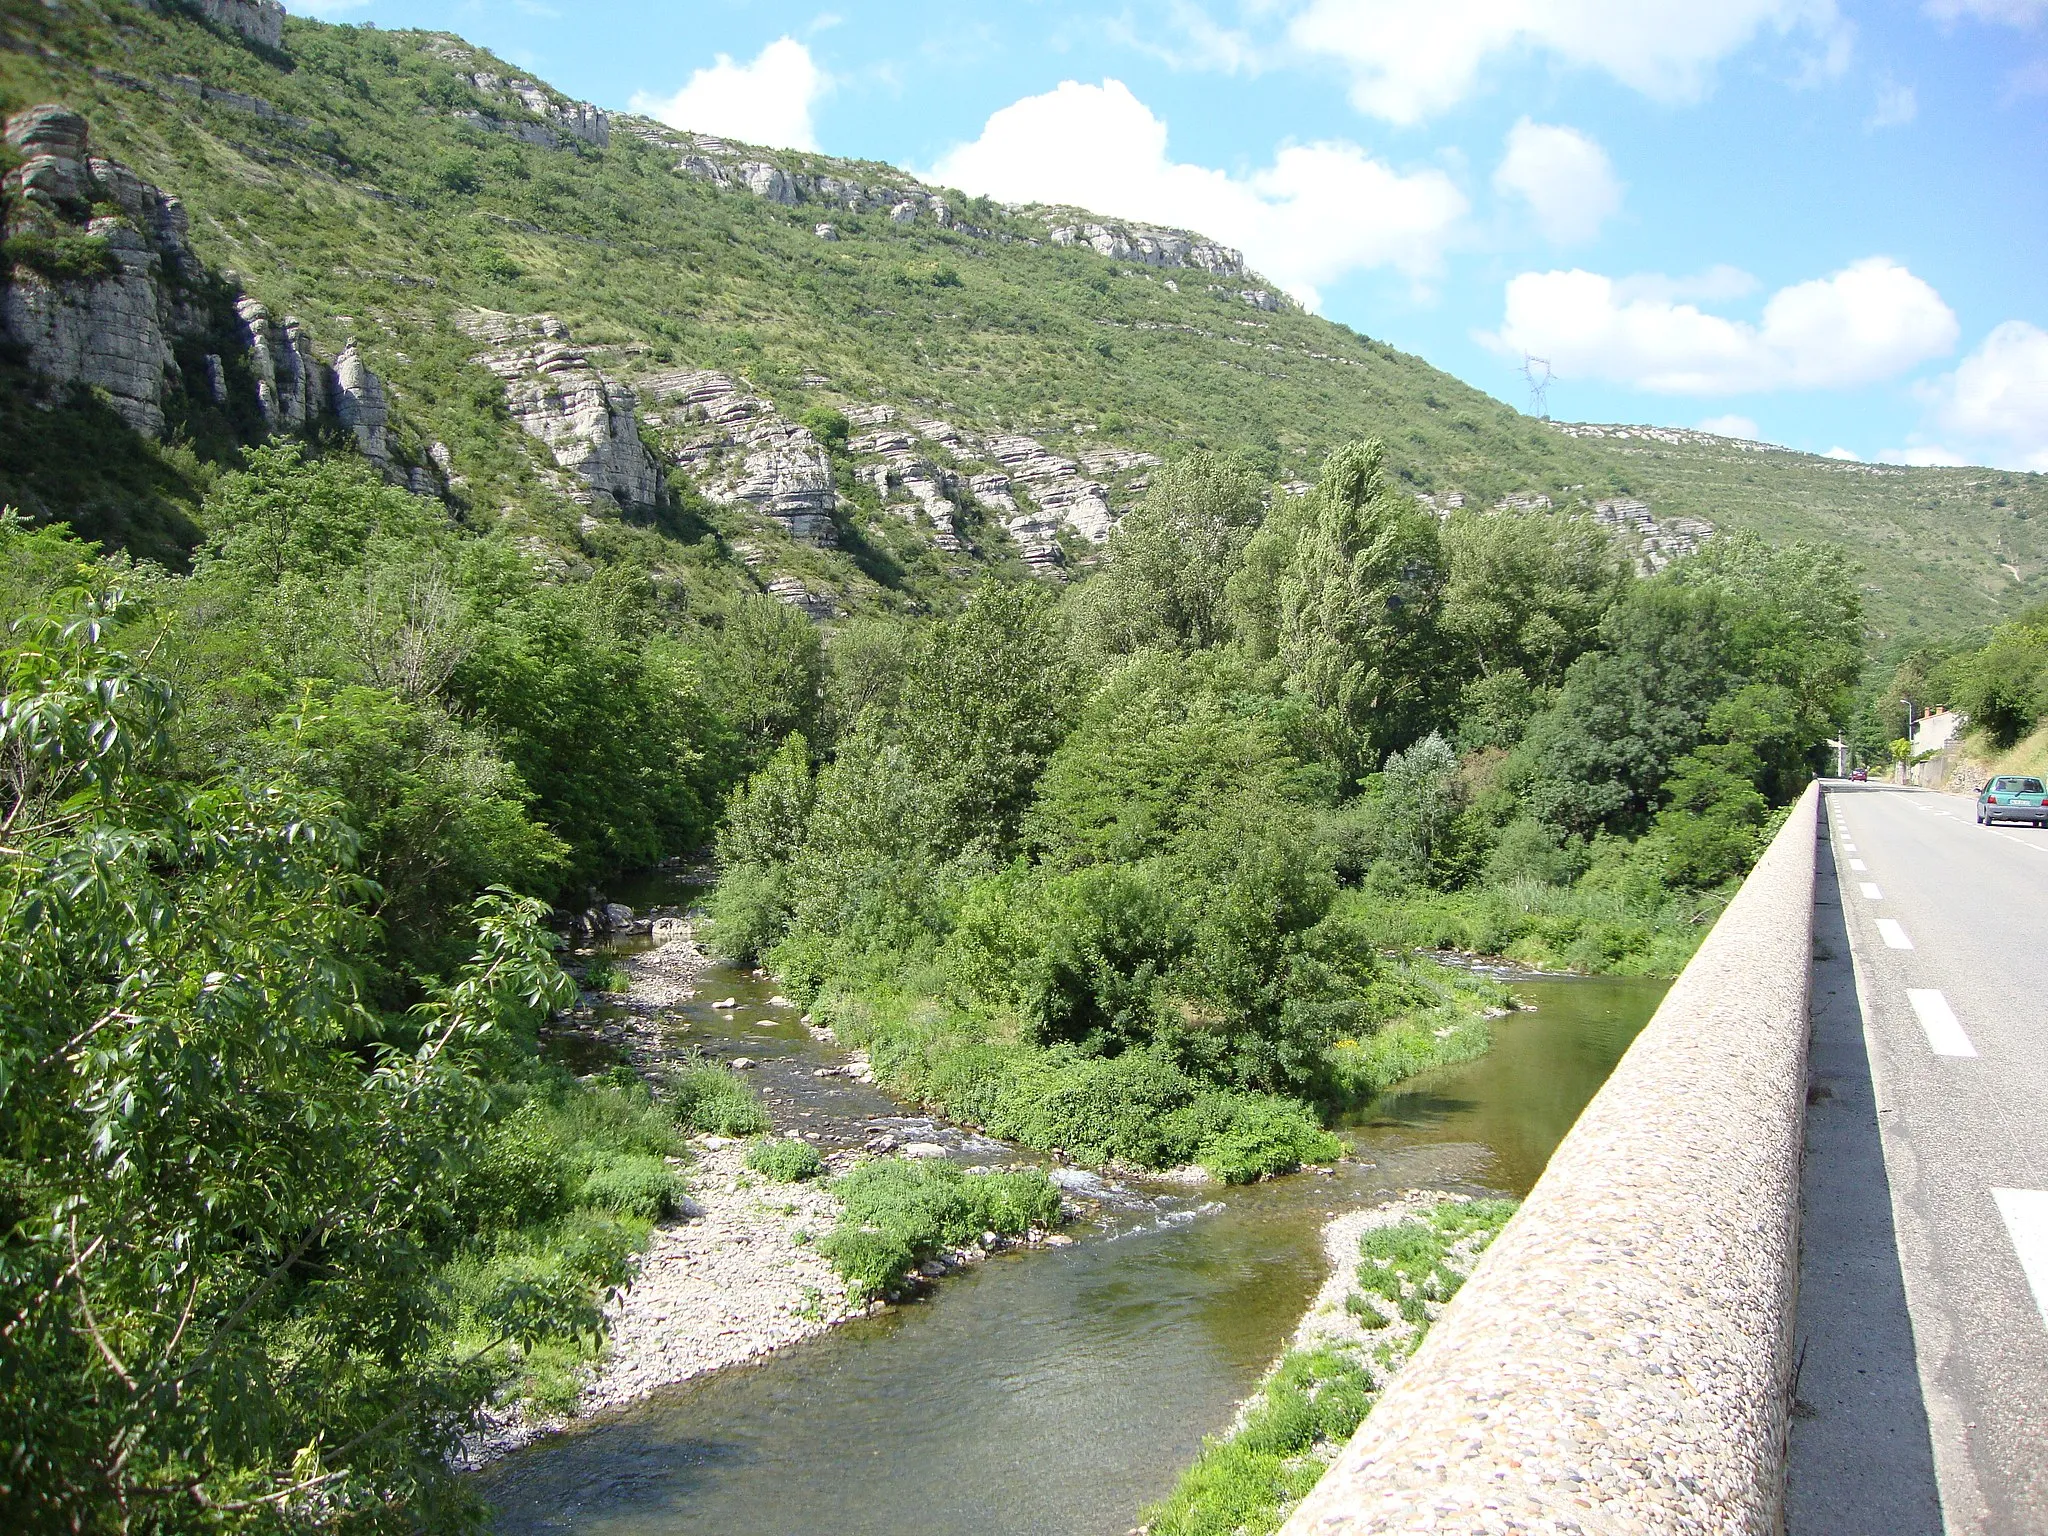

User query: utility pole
[1827,737,1849,777]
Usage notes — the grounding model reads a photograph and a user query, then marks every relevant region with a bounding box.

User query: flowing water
[484,894,1667,1536]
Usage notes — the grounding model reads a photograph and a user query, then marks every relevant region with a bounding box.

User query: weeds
[663,1059,772,1135]
[819,1156,1060,1300]
[747,1136,826,1181]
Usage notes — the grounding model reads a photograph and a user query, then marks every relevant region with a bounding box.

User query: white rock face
[460,311,663,511]
[1047,218,1246,278]
[236,297,324,430]
[985,433,1116,544]
[329,342,391,469]
[0,106,211,438]
[425,42,611,148]
[848,428,967,551]
[644,369,839,547]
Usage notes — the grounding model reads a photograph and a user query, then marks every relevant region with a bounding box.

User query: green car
[1977,775,2048,826]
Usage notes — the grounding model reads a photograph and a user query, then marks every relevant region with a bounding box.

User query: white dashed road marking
[1907,989,1977,1058]
[1877,918,1914,950]
[1850,858,1867,870]
[1861,882,1884,900]
[1992,1189,2048,1331]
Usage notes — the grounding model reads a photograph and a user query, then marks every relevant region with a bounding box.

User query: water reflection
[481,969,1667,1536]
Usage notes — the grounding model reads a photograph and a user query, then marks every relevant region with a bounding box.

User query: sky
[284,0,2048,471]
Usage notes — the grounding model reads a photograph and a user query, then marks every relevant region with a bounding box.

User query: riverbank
[1141,1193,1519,1536]
[475,916,1071,1463]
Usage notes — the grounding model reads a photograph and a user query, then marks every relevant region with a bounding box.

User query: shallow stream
[484,883,1667,1536]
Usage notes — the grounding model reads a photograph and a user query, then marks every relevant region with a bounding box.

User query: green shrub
[747,1136,825,1181]
[664,1061,773,1135]
[583,953,631,992]
[821,1157,1060,1299]
[2,229,119,282]
[578,1151,686,1219]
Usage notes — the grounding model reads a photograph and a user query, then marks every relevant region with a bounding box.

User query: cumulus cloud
[1822,446,1862,459]
[1921,320,2048,469]
[1698,414,1762,440]
[1493,120,1623,244]
[1485,258,1958,394]
[926,79,1468,309]
[629,37,827,151]
[1286,0,1848,124]
[1880,444,1970,465]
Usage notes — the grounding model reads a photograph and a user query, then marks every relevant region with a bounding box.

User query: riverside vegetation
[0,2,1923,1530]
[1144,1198,1520,1536]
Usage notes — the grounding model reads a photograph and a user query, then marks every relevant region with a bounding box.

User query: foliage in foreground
[1144,1198,1519,1536]
[818,1158,1061,1302]
[0,574,690,1531]
[745,1136,825,1182]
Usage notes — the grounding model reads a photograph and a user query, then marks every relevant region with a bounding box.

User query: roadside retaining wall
[1283,782,1821,1536]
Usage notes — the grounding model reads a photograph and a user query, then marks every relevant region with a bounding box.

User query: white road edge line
[1860,882,1884,900]
[1992,1189,2048,1331]
[1876,918,1913,950]
[1907,989,1976,1058]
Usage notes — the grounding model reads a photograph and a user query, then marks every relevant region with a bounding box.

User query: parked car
[1977,775,2048,826]
[1848,767,1868,782]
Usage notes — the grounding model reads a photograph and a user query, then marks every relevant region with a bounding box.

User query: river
[482,905,1667,1536]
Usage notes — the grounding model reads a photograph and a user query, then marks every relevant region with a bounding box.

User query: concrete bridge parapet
[1284,782,1822,1536]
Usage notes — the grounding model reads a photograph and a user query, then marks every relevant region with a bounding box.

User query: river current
[481,888,1666,1536]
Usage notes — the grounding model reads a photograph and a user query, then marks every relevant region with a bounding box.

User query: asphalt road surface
[1792,785,2048,1535]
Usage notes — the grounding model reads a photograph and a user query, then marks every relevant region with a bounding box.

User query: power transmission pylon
[1521,356,1553,420]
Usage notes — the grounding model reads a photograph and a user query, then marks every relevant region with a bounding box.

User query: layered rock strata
[1045,218,1245,279]
[236,296,322,430]
[641,369,838,547]
[1,105,210,436]
[425,39,610,148]
[459,310,663,512]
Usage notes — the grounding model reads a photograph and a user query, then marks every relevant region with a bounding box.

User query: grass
[808,955,1505,1182]
[661,1059,773,1136]
[0,3,2039,634]
[442,1070,689,1412]
[1335,878,1723,976]
[819,1156,1061,1301]
[1143,1197,1520,1536]
[746,1136,825,1181]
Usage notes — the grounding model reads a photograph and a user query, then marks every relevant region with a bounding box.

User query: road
[1791,785,2048,1535]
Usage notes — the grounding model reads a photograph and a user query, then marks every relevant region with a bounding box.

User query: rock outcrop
[838,409,1127,571]
[330,341,392,470]
[460,310,663,512]
[1,105,211,437]
[425,41,610,148]
[236,296,323,430]
[191,0,286,50]
[1046,218,1246,279]
[642,370,838,546]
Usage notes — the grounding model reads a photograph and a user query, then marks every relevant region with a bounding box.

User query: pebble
[730,1057,757,1070]
[712,997,738,1010]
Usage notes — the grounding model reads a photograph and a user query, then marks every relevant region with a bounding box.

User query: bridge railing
[1284,781,1821,1536]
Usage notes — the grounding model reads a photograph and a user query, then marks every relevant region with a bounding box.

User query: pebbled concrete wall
[1284,783,1820,1536]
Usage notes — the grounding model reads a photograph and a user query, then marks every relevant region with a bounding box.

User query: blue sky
[288,0,2048,470]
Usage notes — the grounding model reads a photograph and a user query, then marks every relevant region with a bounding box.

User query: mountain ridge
[0,0,2041,637]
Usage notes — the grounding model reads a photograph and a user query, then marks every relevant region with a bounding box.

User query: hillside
[1,0,2043,636]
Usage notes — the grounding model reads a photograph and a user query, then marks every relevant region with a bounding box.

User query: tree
[897,577,1073,858]
[1255,441,1448,778]
[1439,505,1627,686]
[0,586,579,1531]
[1066,451,1263,662]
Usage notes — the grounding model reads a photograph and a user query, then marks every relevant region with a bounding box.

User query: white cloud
[1486,258,1959,393]
[1922,320,2048,469]
[284,0,369,14]
[1286,0,1848,124]
[1869,78,1918,127]
[1926,0,2048,24]
[1880,444,1970,465]
[926,79,1468,309]
[1822,446,1862,459]
[629,38,827,151]
[1699,414,1762,440]
[1494,120,1623,244]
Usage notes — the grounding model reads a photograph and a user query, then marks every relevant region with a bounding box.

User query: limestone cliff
[0,105,210,437]
[643,371,839,547]
[460,310,664,513]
